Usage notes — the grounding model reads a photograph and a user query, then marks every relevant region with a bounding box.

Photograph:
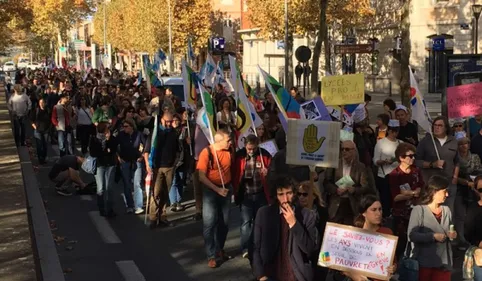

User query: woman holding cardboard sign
[333,194,397,281]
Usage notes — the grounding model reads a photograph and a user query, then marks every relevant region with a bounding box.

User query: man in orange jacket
[232,134,272,259]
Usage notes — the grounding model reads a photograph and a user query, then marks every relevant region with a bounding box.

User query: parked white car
[17,58,29,69]
[27,62,42,70]
[2,61,16,72]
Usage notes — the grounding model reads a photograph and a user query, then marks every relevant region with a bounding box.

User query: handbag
[398,206,424,281]
[81,156,97,175]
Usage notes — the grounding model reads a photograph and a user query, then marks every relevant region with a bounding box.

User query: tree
[0,0,33,51]
[399,0,411,107]
[172,0,212,57]
[29,0,92,43]
[246,0,374,93]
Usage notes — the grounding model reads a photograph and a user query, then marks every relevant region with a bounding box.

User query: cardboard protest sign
[301,97,332,121]
[318,222,398,281]
[447,82,482,118]
[286,119,340,168]
[259,140,279,157]
[321,73,365,106]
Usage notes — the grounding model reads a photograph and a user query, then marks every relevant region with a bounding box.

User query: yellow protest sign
[321,73,365,106]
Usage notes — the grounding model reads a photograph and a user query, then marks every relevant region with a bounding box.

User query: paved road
[24,89,468,281]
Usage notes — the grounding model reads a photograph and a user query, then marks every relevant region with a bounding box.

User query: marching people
[373,119,402,217]
[464,176,482,280]
[232,134,271,259]
[407,175,456,281]
[90,122,118,218]
[325,139,372,225]
[117,118,146,215]
[145,110,180,228]
[8,84,31,147]
[30,98,50,164]
[197,128,233,268]
[395,105,419,146]
[252,176,318,281]
[375,113,389,141]
[416,116,460,216]
[389,142,424,259]
[51,94,73,156]
[74,95,93,154]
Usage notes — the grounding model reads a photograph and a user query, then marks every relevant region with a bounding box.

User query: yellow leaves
[247,0,375,38]
[93,0,168,54]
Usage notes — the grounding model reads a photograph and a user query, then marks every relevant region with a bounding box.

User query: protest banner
[301,97,332,121]
[259,140,279,157]
[318,222,398,281]
[447,82,482,118]
[321,73,365,106]
[286,119,341,168]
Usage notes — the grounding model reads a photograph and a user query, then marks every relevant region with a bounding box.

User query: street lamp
[284,0,289,88]
[472,4,482,54]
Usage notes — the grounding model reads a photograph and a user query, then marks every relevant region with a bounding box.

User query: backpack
[81,156,97,175]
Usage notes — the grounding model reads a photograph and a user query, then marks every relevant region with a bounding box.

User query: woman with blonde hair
[297,181,328,281]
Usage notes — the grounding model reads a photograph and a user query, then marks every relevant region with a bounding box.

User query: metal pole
[103,0,107,67]
[476,17,479,54]
[168,0,173,72]
[284,0,289,88]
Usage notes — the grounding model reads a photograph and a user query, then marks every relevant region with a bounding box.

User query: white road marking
[115,260,146,281]
[80,195,93,201]
[88,211,121,244]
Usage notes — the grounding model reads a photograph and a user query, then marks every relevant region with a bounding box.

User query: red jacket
[232,147,272,203]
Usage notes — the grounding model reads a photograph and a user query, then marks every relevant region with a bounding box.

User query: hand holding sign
[303,124,326,153]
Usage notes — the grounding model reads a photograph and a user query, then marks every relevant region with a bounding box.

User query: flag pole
[429,131,441,160]
[213,148,226,189]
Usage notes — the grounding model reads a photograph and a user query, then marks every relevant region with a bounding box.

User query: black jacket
[89,136,118,167]
[30,107,51,133]
[253,203,318,281]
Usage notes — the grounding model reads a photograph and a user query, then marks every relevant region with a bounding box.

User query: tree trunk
[310,0,328,97]
[400,0,411,107]
[324,24,330,74]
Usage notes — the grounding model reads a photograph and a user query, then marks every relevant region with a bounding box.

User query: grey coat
[415,133,459,182]
[407,205,453,269]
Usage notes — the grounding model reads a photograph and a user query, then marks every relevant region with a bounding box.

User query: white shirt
[437,136,448,146]
[342,161,352,177]
[373,137,402,177]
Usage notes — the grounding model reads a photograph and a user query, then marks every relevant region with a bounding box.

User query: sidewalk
[0,84,36,281]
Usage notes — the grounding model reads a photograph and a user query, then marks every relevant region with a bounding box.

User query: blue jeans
[34,130,49,162]
[120,161,144,210]
[13,116,26,146]
[169,165,185,204]
[475,265,482,281]
[203,184,232,259]
[57,130,73,156]
[95,166,116,214]
[240,192,268,254]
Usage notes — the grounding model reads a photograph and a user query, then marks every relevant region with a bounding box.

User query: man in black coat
[252,177,318,281]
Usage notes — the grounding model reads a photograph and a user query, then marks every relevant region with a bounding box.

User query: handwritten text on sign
[321,74,365,106]
[318,222,398,281]
[447,82,482,118]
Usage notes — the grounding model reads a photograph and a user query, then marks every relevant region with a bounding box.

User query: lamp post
[473,4,482,54]
[103,0,107,67]
[284,0,289,88]
[168,0,173,72]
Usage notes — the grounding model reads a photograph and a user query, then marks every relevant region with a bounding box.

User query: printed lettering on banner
[318,222,398,281]
[321,73,365,106]
[259,140,279,157]
[286,119,340,168]
[447,82,482,118]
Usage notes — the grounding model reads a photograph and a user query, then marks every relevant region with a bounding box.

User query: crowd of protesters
[7,66,482,281]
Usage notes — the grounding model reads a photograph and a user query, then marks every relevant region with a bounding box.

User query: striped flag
[242,80,264,112]
[148,115,159,168]
[228,55,263,148]
[198,83,217,144]
[142,55,162,88]
[181,59,197,110]
[152,49,167,72]
[409,66,432,133]
[258,66,304,130]
[204,53,217,88]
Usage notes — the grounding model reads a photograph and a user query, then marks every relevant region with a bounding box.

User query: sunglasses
[297,192,309,197]
[341,148,354,152]
[402,154,416,159]
[454,124,463,128]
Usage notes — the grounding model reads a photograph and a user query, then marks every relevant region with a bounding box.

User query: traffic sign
[59,47,67,52]
[334,44,374,55]
[73,40,86,51]
[295,46,312,63]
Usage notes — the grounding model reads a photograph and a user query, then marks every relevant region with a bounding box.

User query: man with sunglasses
[145,110,180,229]
[232,134,272,259]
